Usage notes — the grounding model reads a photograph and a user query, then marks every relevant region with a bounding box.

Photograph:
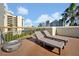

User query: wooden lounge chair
[35,31,65,55]
[43,30,68,45]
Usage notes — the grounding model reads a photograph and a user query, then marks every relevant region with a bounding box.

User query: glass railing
[0,26,78,51]
[0,27,35,44]
[0,27,52,44]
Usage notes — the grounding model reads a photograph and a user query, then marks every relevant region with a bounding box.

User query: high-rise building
[16,16,24,34]
[46,20,50,27]
[50,20,59,26]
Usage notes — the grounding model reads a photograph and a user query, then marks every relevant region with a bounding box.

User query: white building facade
[0,3,24,34]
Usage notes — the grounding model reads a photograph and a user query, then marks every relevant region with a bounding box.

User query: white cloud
[51,12,62,21]
[4,3,14,14]
[24,19,32,27]
[17,6,28,15]
[35,14,54,23]
[35,12,62,24]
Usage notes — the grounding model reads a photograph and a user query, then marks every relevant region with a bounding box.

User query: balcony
[0,26,79,56]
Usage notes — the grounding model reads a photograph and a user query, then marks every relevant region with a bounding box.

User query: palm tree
[76,6,79,17]
[69,3,76,11]
[61,7,71,26]
[61,12,69,26]
[76,8,79,17]
[75,6,79,25]
[61,3,77,26]
[69,3,76,26]
[70,16,75,26]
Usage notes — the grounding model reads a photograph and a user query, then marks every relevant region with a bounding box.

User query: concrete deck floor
[0,37,79,56]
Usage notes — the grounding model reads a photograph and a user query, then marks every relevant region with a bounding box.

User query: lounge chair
[35,31,65,55]
[43,30,68,45]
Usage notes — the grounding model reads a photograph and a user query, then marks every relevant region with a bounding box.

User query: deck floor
[0,37,79,56]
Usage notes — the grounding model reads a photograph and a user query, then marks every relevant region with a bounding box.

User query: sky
[4,3,71,27]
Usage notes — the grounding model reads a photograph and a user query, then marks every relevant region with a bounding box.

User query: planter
[2,39,22,52]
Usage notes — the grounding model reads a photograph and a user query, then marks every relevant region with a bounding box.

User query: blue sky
[4,3,71,27]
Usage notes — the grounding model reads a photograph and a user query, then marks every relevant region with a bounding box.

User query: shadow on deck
[0,37,79,56]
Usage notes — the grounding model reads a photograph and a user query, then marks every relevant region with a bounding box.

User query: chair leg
[62,46,64,49]
[58,48,61,55]
[64,42,66,46]
[43,42,45,47]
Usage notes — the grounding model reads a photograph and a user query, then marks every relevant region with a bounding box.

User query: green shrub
[4,29,35,42]
[5,32,13,42]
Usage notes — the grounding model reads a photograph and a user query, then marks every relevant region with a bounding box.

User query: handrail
[0,26,79,29]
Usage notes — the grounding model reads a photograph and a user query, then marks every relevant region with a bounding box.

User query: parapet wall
[55,26,79,38]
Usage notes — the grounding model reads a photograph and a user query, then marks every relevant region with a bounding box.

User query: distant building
[45,20,50,27]
[50,19,64,27]
[50,20,60,26]
[38,20,63,27]
[38,22,46,27]
[59,19,63,26]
